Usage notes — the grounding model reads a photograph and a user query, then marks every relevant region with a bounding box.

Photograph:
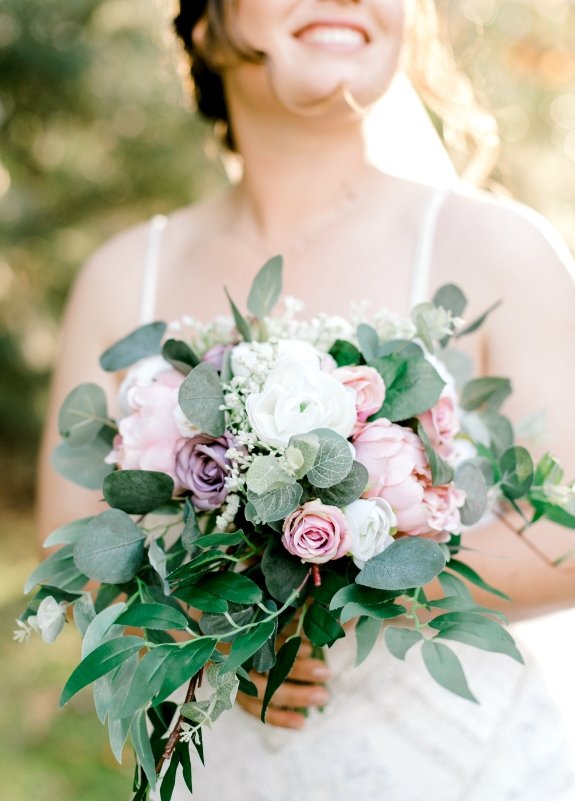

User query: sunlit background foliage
[0,0,574,798]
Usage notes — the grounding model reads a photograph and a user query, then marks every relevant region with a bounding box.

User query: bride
[38,0,575,798]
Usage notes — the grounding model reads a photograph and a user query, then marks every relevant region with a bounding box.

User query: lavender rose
[282,500,351,564]
[175,432,235,511]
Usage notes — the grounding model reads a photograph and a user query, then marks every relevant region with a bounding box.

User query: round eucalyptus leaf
[103,470,174,514]
[58,383,109,446]
[73,509,145,584]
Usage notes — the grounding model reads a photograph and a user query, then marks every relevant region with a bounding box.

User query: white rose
[346,498,397,569]
[231,339,323,378]
[28,596,67,644]
[118,355,173,413]
[246,359,357,448]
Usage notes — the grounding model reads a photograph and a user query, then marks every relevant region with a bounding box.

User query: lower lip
[295,27,368,54]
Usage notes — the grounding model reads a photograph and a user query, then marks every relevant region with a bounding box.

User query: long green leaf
[247,255,283,319]
[355,616,381,666]
[116,603,189,630]
[261,636,301,722]
[224,621,276,673]
[421,640,478,703]
[385,626,422,660]
[447,560,510,601]
[303,604,345,647]
[131,709,157,790]
[100,322,166,372]
[114,645,174,719]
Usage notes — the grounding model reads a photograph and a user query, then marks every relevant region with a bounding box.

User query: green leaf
[329,584,397,610]
[103,470,174,515]
[306,428,353,489]
[73,509,145,584]
[116,603,189,631]
[195,530,244,549]
[224,621,276,672]
[178,362,226,437]
[454,461,488,526]
[372,354,445,422]
[159,752,179,801]
[287,433,321,478]
[82,602,127,658]
[43,517,94,548]
[198,573,263,605]
[318,461,369,506]
[162,338,200,374]
[430,616,523,663]
[421,640,478,703]
[384,626,423,660]
[456,299,502,339]
[199,604,256,641]
[460,377,512,412]
[340,601,405,625]
[60,636,146,707]
[480,411,514,456]
[114,645,174,720]
[247,255,283,319]
[329,339,362,367]
[131,709,157,790]
[100,323,167,372]
[303,603,345,647]
[355,616,382,667]
[172,585,229,614]
[417,424,454,486]
[438,572,473,601]
[447,559,510,601]
[356,537,446,591]
[246,455,296,495]
[167,550,227,588]
[261,540,310,603]
[24,544,88,594]
[73,593,96,636]
[153,639,216,705]
[182,499,201,552]
[499,446,534,500]
[261,636,301,722]
[248,482,303,523]
[433,284,467,318]
[533,453,564,487]
[51,430,114,489]
[58,383,109,446]
[356,324,380,363]
[225,287,252,342]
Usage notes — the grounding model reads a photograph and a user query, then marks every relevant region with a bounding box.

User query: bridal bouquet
[18,257,575,799]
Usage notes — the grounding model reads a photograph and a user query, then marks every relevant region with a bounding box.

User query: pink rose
[353,419,431,536]
[282,500,351,564]
[108,369,184,480]
[418,394,460,459]
[333,365,386,422]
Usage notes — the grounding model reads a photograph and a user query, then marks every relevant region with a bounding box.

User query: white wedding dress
[144,196,575,800]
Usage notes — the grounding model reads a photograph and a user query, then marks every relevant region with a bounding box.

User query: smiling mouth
[294,23,369,51]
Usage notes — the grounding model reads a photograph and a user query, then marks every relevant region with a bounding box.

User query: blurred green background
[1,0,574,797]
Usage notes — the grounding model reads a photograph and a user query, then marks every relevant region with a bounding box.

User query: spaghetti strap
[140,214,168,325]
[409,187,451,308]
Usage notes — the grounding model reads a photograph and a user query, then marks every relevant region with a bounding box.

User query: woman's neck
[225,108,386,252]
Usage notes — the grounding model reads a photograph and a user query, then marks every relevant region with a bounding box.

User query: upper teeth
[300,26,365,46]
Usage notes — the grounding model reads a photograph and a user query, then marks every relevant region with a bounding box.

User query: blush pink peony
[108,368,184,480]
[333,365,386,422]
[419,483,466,541]
[353,419,431,536]
[282,500,351,564]
[418,393,460,459]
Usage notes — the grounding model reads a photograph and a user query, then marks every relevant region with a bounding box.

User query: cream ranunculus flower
[345,497,397,569]
[246,359,357,448]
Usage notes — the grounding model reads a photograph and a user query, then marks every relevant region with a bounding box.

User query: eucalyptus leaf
[329,584,397,610]
[246,455,296,495]
[433,284,467,318]
[182,499,201,552]
[43,517,94,548]
[499,446,534,500]
[356,537,446,591]
[355,616,382,667]
[455,461,488,526]
[60,635,146,707]
[248,482,303,523]
[173,585,229,614]
[247,255,283,319]
[287,432,321,478]
[162,338,200,374]
[371,354,445,422]
[103,470,174,515]
[318,461,369,506]
[480,411,514,456]
[306,428,353,489]
[225,288,252,342]
[51,431,114,490]
[24,544,88,594]
[421,640,478,703]
[356,324,380,363]
[460,377,511,412]
[100,322,166,372]
[384,626,423,660]
[73,509,145,584]
[178,362,225,437]
[430,618,523,663]
[58,383,110,446]
[73,593,96,636]
[340,601,405,625]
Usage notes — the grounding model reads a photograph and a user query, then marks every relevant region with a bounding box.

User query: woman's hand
[236,638,331,729]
